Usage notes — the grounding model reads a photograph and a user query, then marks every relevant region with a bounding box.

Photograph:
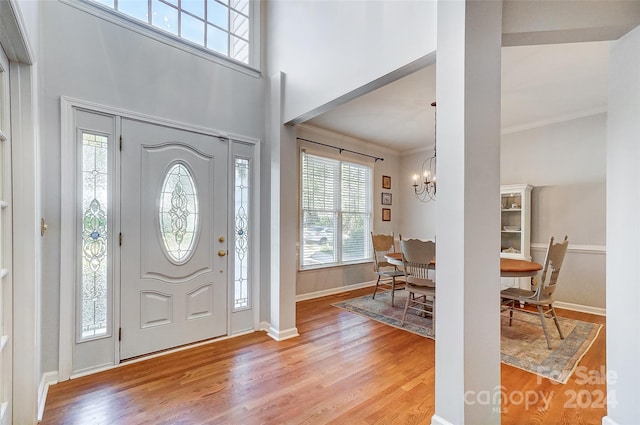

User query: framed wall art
[382,175,391,189]
[381,192,392,205]
[382,208,391,222]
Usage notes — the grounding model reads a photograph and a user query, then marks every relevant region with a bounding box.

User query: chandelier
[413,101,437,202]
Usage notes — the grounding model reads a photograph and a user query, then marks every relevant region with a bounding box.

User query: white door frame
[59,97,261,380]
[0,1,40,423]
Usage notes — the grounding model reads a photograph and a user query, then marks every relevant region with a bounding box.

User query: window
[159,162,199,263]
[81,131,110,339]
[300,151,372,269]
[233,157,250,310]
[91,0,251,64]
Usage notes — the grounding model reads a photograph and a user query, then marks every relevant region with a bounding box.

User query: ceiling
[304,41,610,154]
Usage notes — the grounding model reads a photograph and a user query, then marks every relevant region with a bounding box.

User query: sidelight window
[81,132,110,338]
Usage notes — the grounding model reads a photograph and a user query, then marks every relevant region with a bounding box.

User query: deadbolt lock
[218,236,225,243]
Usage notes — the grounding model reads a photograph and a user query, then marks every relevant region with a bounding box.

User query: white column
[604,24,640,425]
[432,1,502,424]
[267,72,299,341]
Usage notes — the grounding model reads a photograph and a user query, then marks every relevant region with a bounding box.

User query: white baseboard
[296,280,376,302]
[37,371,59,421]
[602,416,620,425]
[267,326,300,341]
[430,414,455,425]
[555,301,606,316]
[258,321,271,332]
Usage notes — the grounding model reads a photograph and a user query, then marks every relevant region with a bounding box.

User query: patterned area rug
[332,290,602,384]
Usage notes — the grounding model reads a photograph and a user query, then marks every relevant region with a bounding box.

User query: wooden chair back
[399,237,435,287]
[371,233,396,272]
[538,235,569,300]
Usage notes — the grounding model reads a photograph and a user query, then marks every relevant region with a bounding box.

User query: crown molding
[501,107,607,135]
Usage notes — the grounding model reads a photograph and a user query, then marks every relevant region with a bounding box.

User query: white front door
[120,119,228,359]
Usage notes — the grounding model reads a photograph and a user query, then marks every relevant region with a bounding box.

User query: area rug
[332,290,602,384]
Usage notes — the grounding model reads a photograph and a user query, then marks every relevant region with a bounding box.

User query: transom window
[300,151,372,269]
[92,0,251,64]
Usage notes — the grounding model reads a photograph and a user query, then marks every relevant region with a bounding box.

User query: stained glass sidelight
[234,158,249,310]
[81,132,109,339]
[159,163,199,262]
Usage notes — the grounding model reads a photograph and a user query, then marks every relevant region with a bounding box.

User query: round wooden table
[384,252,542,277]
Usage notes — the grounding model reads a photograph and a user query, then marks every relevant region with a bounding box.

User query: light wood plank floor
[41,288,606,424]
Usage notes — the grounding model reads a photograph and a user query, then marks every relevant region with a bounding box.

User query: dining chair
[500,235,569,349]
[371,232,405,306]
[399,236,436,335]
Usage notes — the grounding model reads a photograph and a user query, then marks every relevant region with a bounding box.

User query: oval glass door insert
[159,163,199,263]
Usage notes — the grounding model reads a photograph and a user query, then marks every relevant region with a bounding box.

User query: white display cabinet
[500,184,533,289]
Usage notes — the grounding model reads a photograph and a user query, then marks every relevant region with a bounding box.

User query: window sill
[299,260,373,272]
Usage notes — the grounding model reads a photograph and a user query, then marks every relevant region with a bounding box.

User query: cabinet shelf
[500,184,532,261]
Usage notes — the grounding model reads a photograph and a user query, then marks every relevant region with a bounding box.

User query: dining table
[384,252,542,277]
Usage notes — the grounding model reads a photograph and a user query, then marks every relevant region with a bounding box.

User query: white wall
[606,23,640,424]
[39,1,264,372]
[266,0,437,124]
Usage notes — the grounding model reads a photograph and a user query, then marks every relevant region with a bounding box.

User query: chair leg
[537,305,553,350]
[401,291,411,325]
[372,275,381,299]
[391,276,396,307]
[549,305,565,340]
[431,296,436,336]
[508,301,514,326]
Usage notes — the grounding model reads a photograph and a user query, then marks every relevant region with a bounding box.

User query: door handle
[218,250,227,257]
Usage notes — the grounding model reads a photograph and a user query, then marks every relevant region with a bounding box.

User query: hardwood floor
[41,288,606,424]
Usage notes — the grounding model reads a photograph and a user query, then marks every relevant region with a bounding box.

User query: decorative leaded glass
[159,163,199,262]
[234,157,249,310]
[81,132,109,338]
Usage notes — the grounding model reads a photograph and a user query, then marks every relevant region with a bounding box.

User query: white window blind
[300,151,372,269]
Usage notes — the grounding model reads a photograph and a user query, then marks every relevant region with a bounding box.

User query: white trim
[267,326,300,341]
[37,371,58,421]
[58,98,76,380]
[62,96,259,146]
[0,0,34,64]
[602,417,621,425]
[295,280,377,302]
[430,414,455,425]
[501,107,607,135]
[531,242,606,255]
[60,0,261,79]
[555,301,606,316]
[258,321,270,332]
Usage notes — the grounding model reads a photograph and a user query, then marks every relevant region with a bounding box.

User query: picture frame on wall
[382,208,391,222]
[381,192,392,205]
[382,175,391,189]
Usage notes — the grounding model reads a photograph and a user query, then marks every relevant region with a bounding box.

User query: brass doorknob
[218,250,227,257]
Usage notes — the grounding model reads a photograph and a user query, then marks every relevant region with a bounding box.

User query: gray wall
[502,113,607,309]
[39,1,264,372]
